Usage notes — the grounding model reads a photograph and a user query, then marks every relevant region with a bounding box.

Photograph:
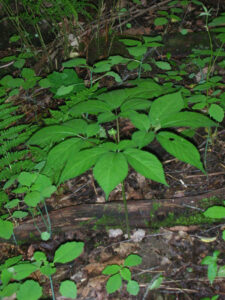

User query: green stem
[43,199,52,237]
[49,275,56,300]
[122,181,130,238]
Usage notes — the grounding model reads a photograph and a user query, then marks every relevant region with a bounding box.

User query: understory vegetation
[0,0,225,299]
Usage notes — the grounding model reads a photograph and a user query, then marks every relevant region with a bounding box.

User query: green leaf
[5,256,22,268]
[18,172,37,187]
[53,241,84,264]
[9,264,38,280]
[149,91,184,126]
[149,275,164,290]
[59,147,107,184]
[155,61,171,70]
[105,71,122,82]
[124,149,167,186]
[121,98,151,112]
[127,280,139,295]
[0,219,13,239]
[124,254,142,267]
[69,100,111,115]
[24,191,43,207]
[121,111,151,131]
[127,61,140,70]
[33,251,47,263]
[154,17,168,26]
[1,269,12,287]
[93,152,128,199]
[60,280,77,299]
[102,265,121,275]
[0,283,19,297]
[42,138,83,180]
[106,274,122,294]
[16,280,42,300]
[208,263,217,285]
[119,39,142,46]
[98,112,117,123]
[203,206,225,219]
[56,84,75,96]
[31,174,52,191]
[41,231,51,241]
[4,199,20,209]
[156,131,205,172]
[223,230,225,241]
[120,267,131,281]
[127,46,147,57]
[209,104,224,122]
[93,61,111,73]
[62,58,87,67]
[132,131,155,148]
[21,68,35,79]
[28,125,81,146]
[40,265,56,276]
[218,266,225,277]
[160,112,217,128]
[12,211,28,218]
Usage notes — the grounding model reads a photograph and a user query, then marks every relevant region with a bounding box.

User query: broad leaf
[106,274,122,294]
[28,125,80,146]
[203,206,225,219]
[127,280,139,296]
[156,131,205,172]
[18,172,37,187]
[9,264,38,280]
[102,265,121,275]
[124,149,167,185]
[149,91,184,125]
[124,254,142,267]
[120,98,151,112]
[54,241,84,264]
[0,219,13,240]
[155,61,171,70]
[93,152,128,199]
[121,111,150,131]
[160,111,217,128]
[16,280,42,300]
[59,147,107,184]
[42,138,83,181]
[120,267,131,281]
[69,100,111,115]
[132,131,155,148]
[60,280,77,299]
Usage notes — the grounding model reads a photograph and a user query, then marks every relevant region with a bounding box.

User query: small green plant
[201,250,220,285]
[102,253,142,295]
[0,241,84,299]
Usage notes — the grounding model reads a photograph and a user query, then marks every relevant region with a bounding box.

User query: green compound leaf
[102,264,121,275]
[124,149,167,186]
[203,206,225,219]
[156,131,205,172]
[120,267,131,281]
[54,241,84,264]
[60,280,77,299]
[209,104,224,122]
[0,219,13,240]
[127,280,139,296]
[93,152,128,199]
[124,254,142,267]
[16,280,42,300]
[106,274,122,294]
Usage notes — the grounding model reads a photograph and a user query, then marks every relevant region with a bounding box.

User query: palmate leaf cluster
[28,75,217,199]
[0,89,38,183]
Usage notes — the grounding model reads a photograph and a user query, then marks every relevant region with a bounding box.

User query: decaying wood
[11,187,225,243]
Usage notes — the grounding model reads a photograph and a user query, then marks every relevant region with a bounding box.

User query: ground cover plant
[0,0,225,299]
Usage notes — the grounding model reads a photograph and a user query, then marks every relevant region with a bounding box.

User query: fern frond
[0,132,31,154]
[0,125,28,141]
[0,159,35,181]
[0,115,23,130]
[0,150,29,168]
[0,106,19,120]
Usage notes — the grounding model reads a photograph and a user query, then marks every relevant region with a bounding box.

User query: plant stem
[49,275,56,300]
[122,181,130,238]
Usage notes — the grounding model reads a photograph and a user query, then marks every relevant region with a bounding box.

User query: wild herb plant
[102,253,142,295]
[0,241,84,300]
